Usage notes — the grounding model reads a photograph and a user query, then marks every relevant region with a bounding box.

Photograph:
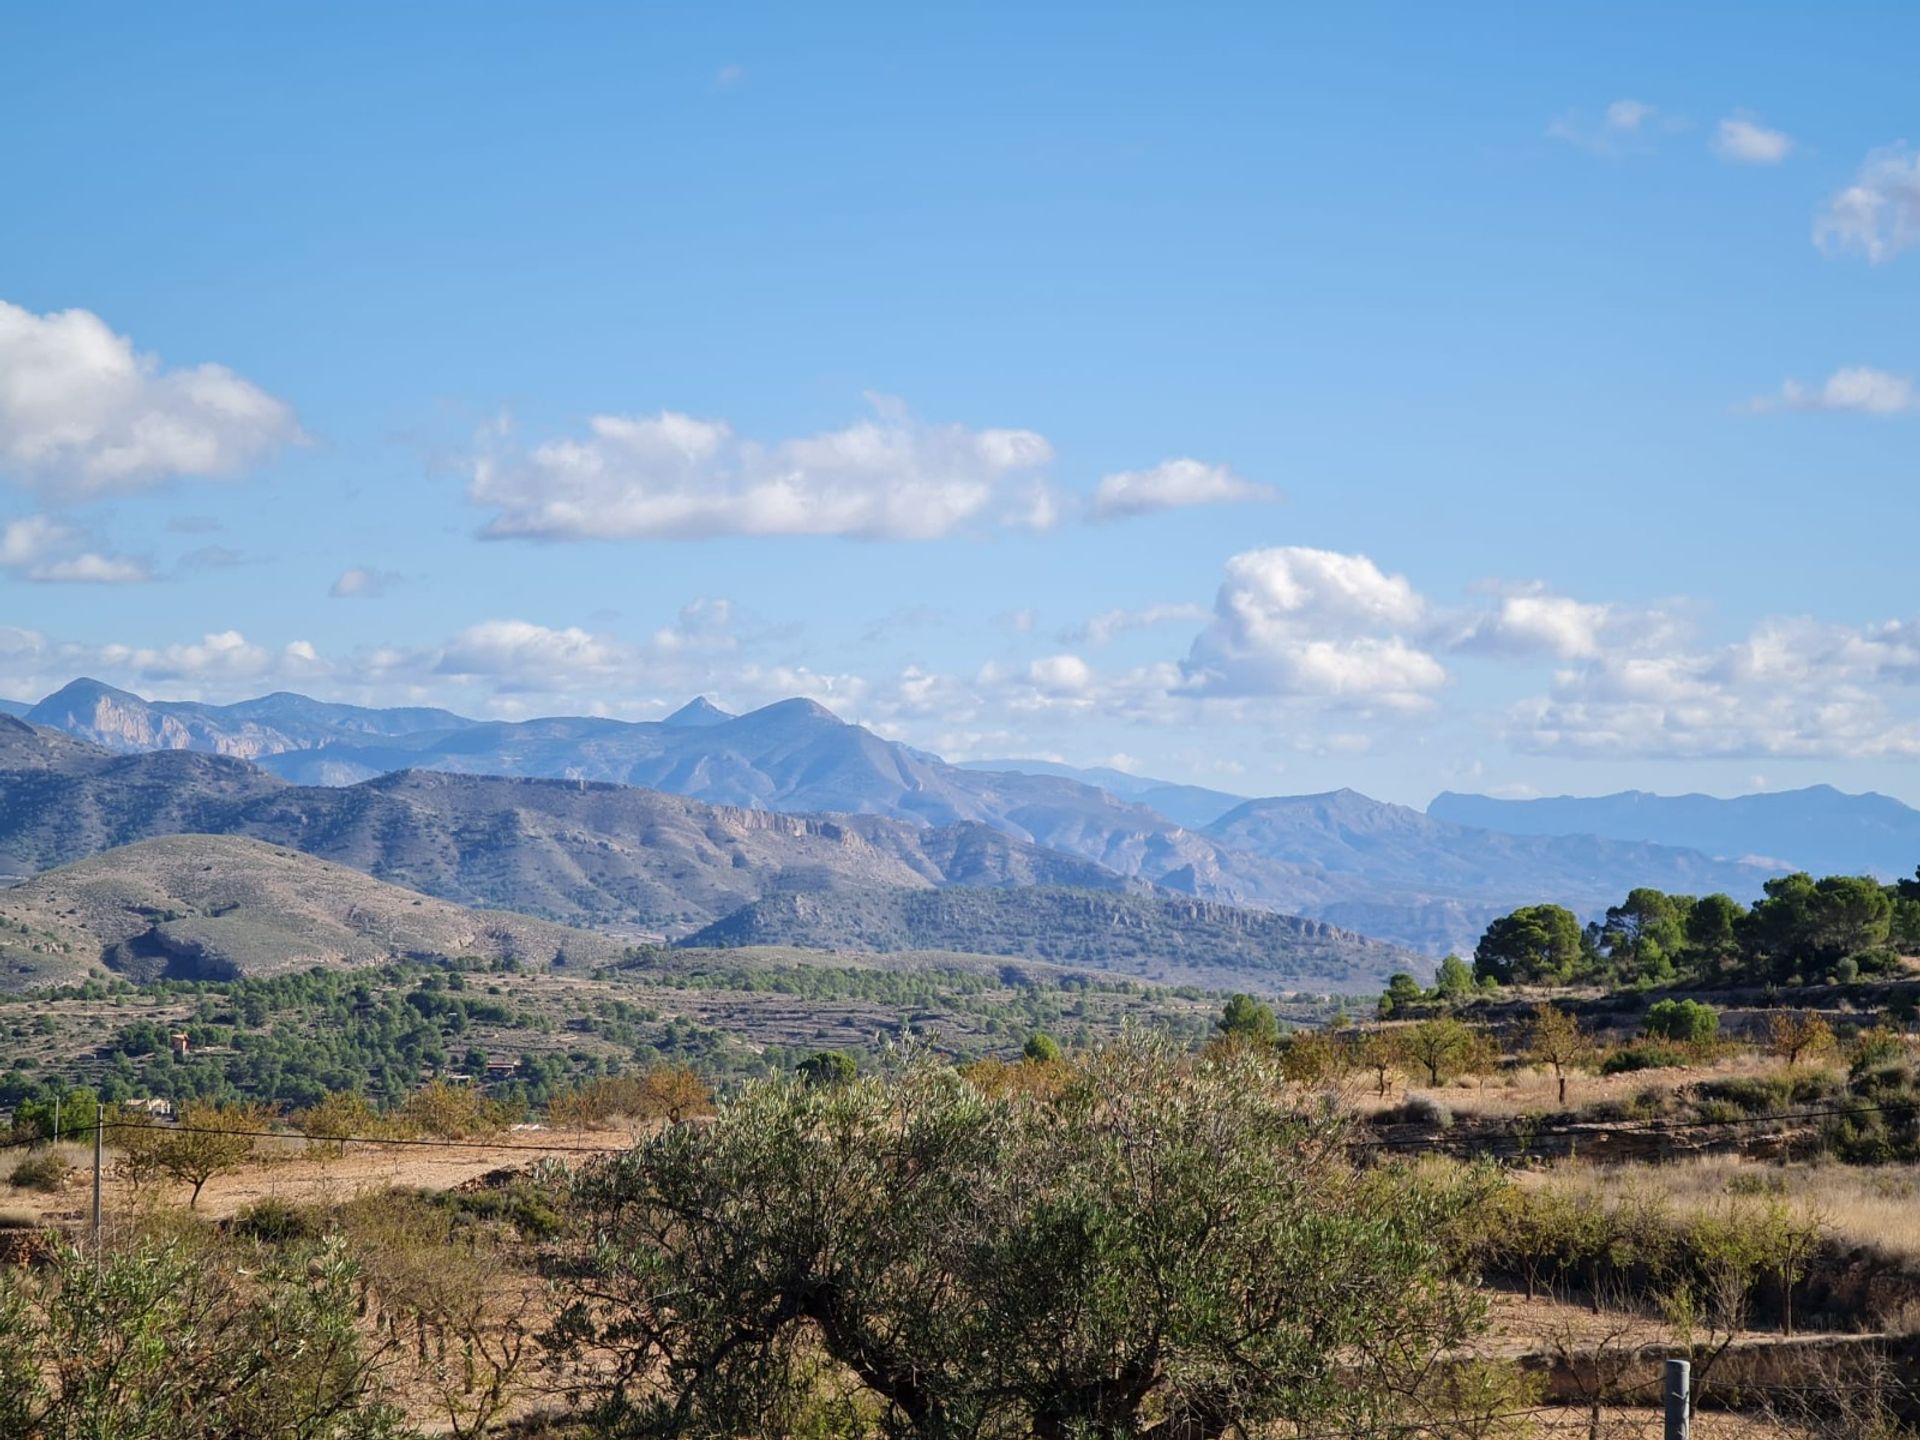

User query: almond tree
[1525,1004,1594,1107]
[1765,1010,1834,1069]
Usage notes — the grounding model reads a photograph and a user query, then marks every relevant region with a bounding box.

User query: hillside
[0,715,286,875]
[4,687,1816,952]
[221,770,1136,931]
[0,724,1138,933]
[0,834,622,991]
[678,885,1421,993]
[1429,785,1920,879]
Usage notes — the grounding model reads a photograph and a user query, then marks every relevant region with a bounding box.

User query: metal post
[52,1094,60,1144]
[92,1111,103,1272]
[1663,1357,1691,1440]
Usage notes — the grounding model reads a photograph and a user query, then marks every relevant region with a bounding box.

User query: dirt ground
[2,1125,636,1227]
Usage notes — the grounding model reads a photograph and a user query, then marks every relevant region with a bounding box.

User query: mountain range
[0,680,1833,954]
[0,719,1415,993]
[1429,788,1920,881]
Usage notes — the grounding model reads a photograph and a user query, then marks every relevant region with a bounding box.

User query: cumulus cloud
[433,620,634,690]
[470,398,1056,541]
[88,630,328,688]
[1748,366,1917,415]
[330,567,405,599]
[1451,589,1614,661]
[0,300,301,498]
[1090,458,1276,519]
[1026,654,1094,696]
[1816,145,1920,263]
[0,514,149,584]
[1510,615,1920,760]
[1713,116,1792,165]
[1181,546,1445,706]
[1441,582,1686,664]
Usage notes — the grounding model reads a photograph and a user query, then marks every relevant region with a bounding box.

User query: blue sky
[3,3,1918,805]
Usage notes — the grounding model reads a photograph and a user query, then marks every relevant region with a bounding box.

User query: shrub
[1695,1076,1792,1115]
[1643,999,1718,1044]
[1600,1043,1688,1075]
[6,1151,67,1193]
[230,1198,317,1245]
[1375,1095,1454,1130]
[795,1050,857,1087]
[1021,1032,1063,1064]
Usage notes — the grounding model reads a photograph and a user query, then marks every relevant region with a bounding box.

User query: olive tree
[552,1037,1492,1440]
[0,1236,409,1440]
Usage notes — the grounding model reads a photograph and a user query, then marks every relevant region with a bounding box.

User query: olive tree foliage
[551,1037,1492,1440]
[0,1236,410,1440]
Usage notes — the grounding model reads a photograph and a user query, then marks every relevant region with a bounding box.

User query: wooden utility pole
[92,1110,104,1272]
[1663,1357,1690,1440]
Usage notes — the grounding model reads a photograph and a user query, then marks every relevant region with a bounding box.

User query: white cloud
[1090,458,1276,519]
[92,630,329,687]
[1816,145,1920,263]
[1510,615,1920,760]
[1606,99,1654,131]
[1453,589,1614,660]
[1181,546,1445,705]
[1713,116,1792,165]
[433,620,635,689]
[0,300,301,498]
[330,567,404,599]
[1026,654,1094,696]
[1547,98,1671,155]
[470,398,1055,541]
[31,553,150,584]
[0,514,149,584]
[649,598,738,656]
[1070,602,1212,646]
[1749,366,1917,415]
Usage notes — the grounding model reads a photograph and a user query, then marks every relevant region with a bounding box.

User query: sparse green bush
[1600,1042,1688,1075]
[6,1151,67,1193]
[1643,998,1718,1044]
[231,1197,318,1245]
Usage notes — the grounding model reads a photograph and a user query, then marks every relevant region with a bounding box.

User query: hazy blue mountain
[12,683,1824,953]
[1203,790,1785,952]
[0,720,1138,932]
[957,758,1248,829]
[663,696,736,727]
[24,677,470,760]
[1428,786,1920,880]
[0,723,1420,991]
[0,700,28,719]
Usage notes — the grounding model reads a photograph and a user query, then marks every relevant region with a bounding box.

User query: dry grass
[1524,1154,1920,1262]
[1357,1049,1794,1122]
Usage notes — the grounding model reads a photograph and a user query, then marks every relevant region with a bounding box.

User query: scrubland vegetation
[2,880,1919,1437]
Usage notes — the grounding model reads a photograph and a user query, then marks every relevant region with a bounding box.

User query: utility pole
[92,1110,103,1272]
[1663,1357,1690,1440]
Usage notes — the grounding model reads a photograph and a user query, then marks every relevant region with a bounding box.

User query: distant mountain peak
[738,696,842,726]
[663,696,735,728]
[32,676,143,708]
